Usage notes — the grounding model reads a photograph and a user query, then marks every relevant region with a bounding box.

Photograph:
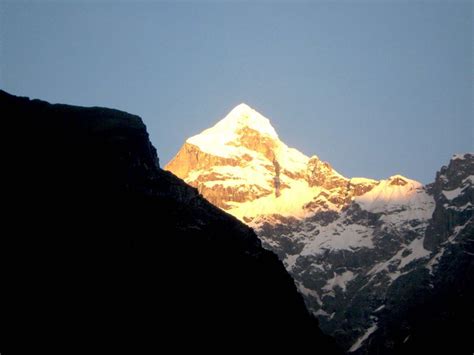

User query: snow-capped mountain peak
[354,175,427,213]
[186,103,279,158]
[167,104,433,223]
[166,104,317,216]
[222,103,279,138]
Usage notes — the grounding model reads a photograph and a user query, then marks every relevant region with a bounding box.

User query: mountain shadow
[0,90,341,354]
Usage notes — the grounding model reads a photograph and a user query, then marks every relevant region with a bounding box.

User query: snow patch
[374,305,385,312]
[426,222,470,274]
[296,281,322,306]
[462,175,474,184]
[426,248,445,275]
[284,254,299,270]
[349,323,378,352]
[322,271,356,295]
[446,202,472,211]
[228,180,319,220]
[452,153,467,160]
[442,186,467,200]
[301,220,375,255]
[399,237,431,269]
[314,309,331,317]
[367,237,431,282]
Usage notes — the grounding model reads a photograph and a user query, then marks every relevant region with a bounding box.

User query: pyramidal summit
[166,103,473,354]
[165,103,422,224]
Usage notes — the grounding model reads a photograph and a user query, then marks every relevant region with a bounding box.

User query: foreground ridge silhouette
[0,90,342,353]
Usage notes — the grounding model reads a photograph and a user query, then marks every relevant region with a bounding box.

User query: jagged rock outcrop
[424,153,474,250]
[166,103,377,222]
[166,103,473,354]
[0,91,341,354]
[360,154,474,355]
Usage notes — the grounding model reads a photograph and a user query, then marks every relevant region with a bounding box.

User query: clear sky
[1,0,472,183]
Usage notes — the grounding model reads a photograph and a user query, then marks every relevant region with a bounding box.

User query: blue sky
[1,0,472,183]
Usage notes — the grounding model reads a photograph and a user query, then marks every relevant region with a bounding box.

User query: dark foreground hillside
[0,90,340,353]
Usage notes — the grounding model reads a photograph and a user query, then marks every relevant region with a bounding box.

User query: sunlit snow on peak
[354,175,431,217]
[186,104,279,157]
[224,103,278,138]
[230,103,255,116]
[171,103,438,225]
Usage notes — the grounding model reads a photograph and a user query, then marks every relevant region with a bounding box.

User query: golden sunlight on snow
[166,104,430,224]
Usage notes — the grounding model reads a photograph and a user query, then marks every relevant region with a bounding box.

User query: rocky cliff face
[166,104,473,354]
[0,92,340,354]
[358,154,474,355]
[260,158,473,354]
[166,103,380,222]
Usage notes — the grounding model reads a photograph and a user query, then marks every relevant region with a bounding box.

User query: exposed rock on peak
[166,105,314,218]
[166,104,422,224]
[388,175,409,186]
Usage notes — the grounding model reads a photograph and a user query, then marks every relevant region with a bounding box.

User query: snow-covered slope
[167,103,380,220]
[166,104,474,354]
[187,103,279,156]
[355,175,425,213]
[167,103,332,216]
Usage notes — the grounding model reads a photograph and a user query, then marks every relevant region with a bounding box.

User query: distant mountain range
[167,103,473,354]
[0,91,341,353]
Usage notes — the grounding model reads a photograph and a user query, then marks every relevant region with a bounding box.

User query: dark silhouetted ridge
[0,90,340,354]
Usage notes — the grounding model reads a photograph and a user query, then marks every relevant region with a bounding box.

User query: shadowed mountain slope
[0,91,340,353]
